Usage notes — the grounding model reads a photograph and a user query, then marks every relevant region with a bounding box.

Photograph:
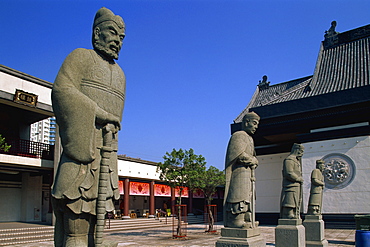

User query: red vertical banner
[129,182,150,196]
[154,184,171,197]
[175,186,188,197]
[193,188,204,198]
[118,180,124,195]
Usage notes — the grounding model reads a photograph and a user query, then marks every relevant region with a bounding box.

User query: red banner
[154,184,171,197]
[175,186,188,198]
[118,180,124,195]
[129,182,150,196]
[193,188,204,198]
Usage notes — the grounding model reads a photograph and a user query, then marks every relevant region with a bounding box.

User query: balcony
[0,138,54,160]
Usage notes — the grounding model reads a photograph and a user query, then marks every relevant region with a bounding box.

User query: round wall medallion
[322,153,355,190]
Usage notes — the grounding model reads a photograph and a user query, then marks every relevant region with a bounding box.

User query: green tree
[194,166,225,232]
[0,134,11,152]
[157,148,206,237]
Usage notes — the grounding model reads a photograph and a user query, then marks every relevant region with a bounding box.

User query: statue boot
[226,211,247,228]
[282,207,295,219]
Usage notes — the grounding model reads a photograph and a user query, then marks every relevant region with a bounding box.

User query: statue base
[303,215,329,247]
[275,219,305,247]
[215,226,266,247]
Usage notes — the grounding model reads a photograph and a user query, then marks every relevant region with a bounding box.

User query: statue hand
[106,114,121,132]
[297,177,304,183]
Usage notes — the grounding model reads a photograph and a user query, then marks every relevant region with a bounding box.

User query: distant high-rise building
[30,117,56,145]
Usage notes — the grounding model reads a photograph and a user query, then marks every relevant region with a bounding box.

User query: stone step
[0,218,170,246]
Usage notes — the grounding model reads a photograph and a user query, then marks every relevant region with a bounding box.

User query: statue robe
[280,155,302,213]
[51,48,125,215]
[308,169,324,208]
[224,130,255,206]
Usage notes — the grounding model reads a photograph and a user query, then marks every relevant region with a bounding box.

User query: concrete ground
[1,222,356,246]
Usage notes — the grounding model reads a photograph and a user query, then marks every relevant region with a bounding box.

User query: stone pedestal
[303,215,328,247]
[216,226,266,247]
[275,219,306,247]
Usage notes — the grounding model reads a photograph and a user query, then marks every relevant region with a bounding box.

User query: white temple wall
[255,135,370,215]
[302,135,370,214]
[256,152,289,213]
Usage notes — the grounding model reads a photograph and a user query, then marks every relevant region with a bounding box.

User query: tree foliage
[0,134,11,152]
[156,148,206,237]
[194,165,225,205]
[193,165,225,232]
[157,148,207,195]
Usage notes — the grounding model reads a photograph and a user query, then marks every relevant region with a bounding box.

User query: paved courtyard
[3,223,356,247]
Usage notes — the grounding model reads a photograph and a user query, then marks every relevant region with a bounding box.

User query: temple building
[233,22,370,224]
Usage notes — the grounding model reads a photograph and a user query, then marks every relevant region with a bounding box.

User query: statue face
[94,21,125,60]
[317,162,325,171]
[244,119,259,135]
[296,147,304,157]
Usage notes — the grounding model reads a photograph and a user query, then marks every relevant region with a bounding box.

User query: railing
[0,138,54,160]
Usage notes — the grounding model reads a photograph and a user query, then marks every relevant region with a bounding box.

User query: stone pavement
[3,223,355,246]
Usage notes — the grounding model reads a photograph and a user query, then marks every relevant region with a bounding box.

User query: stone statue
[51,7,126,247]
[280,143,304,219]
[224,112,260,228]
[307,159,325,215]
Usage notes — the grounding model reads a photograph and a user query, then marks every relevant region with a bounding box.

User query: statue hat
[243,111,260,122]
[93,7,125,29]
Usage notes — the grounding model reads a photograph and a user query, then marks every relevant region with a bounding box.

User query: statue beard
[94,41,119,60]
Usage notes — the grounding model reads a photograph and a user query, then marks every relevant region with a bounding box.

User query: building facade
[232,22,370,224]
[0,65,54,223]
[115,155,224,218]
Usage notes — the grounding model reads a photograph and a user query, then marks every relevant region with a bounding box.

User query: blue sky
[1,0,369,170]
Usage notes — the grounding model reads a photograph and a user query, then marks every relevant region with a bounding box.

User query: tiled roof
[235,23,370,123]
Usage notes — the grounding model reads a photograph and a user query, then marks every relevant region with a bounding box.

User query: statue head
[290,143,304,158]
[316,159,325,171]
[242,112,260,135]
[92,7,125,60]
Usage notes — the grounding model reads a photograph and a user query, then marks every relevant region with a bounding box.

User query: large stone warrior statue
[280,143,305,219]
[224,112,260,228]
[307,159,325,215]
[51,7,126,247]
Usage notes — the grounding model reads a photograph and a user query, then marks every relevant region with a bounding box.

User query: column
[122,178,130,219]
[171,187,175,215]
[149,181,155,218]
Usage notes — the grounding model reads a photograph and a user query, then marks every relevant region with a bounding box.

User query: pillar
[149,181,155,217]
[122,178,130,219]
[171,187,175,215]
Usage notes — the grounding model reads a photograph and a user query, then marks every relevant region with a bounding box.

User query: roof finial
[258,75,270,90]
[323,21,340,49]
[324,20,339,38]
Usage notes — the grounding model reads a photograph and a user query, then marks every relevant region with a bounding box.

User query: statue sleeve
[311,169,325,186]
[225,131,250,168]
[52,48,97,163]
[283,158,301,182]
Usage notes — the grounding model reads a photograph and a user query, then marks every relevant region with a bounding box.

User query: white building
[0,65,54,223]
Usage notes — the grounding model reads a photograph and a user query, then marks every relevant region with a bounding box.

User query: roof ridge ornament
[258,75,270,90]
[323,21,340,49]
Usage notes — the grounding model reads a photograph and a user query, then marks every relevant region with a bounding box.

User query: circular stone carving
[322,153,355,189]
